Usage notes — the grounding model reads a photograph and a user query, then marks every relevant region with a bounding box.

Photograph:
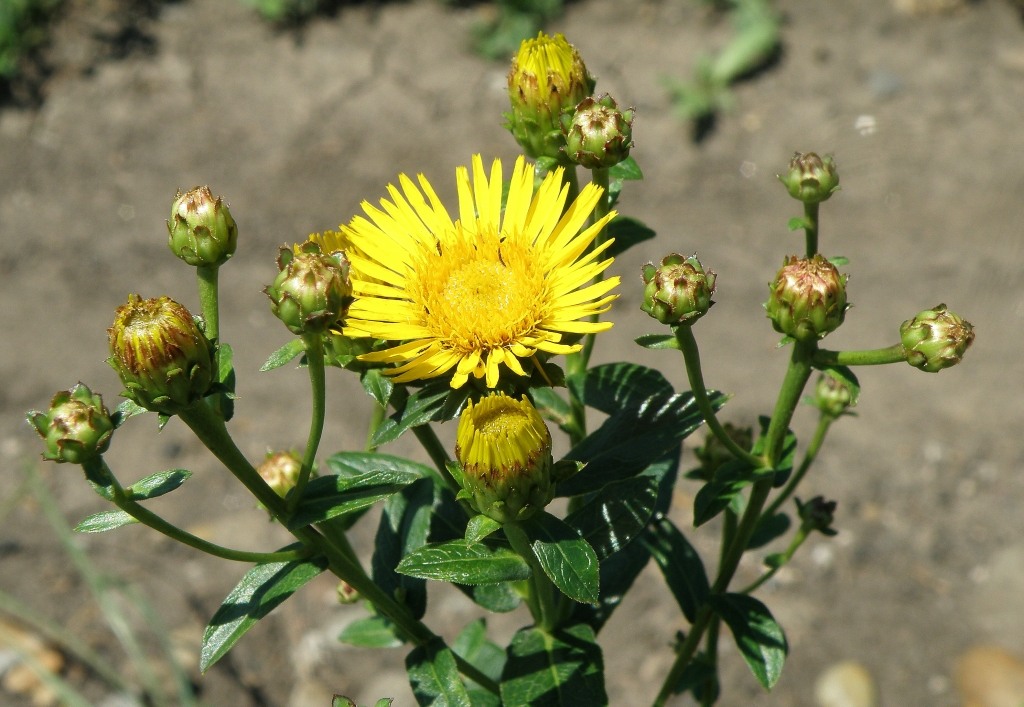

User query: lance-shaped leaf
[373,478,436,620]
[605,216,656,259]
[201,555,326,671]
[563,476,658,561]
[710,593,788,690]
[500,624,606,707]
[643,516,710,623]
[361,368,393,408]
[523,512,599,605]
[406,638,473,707]
[75,509,137,533]
[288,468,419,530]
[323,451,435,480]
[453,619,505,706]
[337,615,403,649]
[260,339,305,371]
[397,540,531,585]
[693,459,763,527]
[126,468,191,500]
[371,381,468,447]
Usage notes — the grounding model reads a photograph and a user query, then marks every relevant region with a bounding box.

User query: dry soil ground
[2,0,1024,705]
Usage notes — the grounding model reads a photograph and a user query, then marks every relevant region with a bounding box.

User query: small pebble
[814,660,878,707]
[955,645,1024,707]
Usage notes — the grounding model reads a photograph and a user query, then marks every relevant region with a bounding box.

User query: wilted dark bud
[167,186,238,267]
[765,254,848,341]
[641,253,716,326]
[27,384,114,464]
[108,295,215,414]
[796,496,838,536]
[562,93,635,169]
[505,32,595,163]
[778,152,840,204]
[265,242,352,335]
[455,393,553,524]
[900,304,975,373]
[812,374,854,418]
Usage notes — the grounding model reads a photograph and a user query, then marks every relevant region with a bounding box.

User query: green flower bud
[796,496,838,536]
[505,32,595,163]
[264,242,352,335]
[336,580,359,605]
[256,450,304,498]
[778,152,840,204]
[455,393,553,524]
[765,254,848,341]
[641,253,716,326]
[899,304,975,373]
[27,384,114,464]
[562,93,635,169]
[693,423,753,481]
[167,186,238,267]
[108,295,216,415]
[812,374,854,418]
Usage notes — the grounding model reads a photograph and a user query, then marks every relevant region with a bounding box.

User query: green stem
[740,526,810,595]
[83,458,310,563]
[652,606,714,707]
[762,413,833,521]
[505,522,557,631]
[803,201,819,257]
[813,344,906,367]
[289,334,327,513]
[196,265,220,342]
[674,326,762,468]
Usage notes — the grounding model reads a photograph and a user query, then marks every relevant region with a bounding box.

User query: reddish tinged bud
[778,152,840,204]
[900,304,974,373]
[641,253,716,326]
[265,242,352,335]
[167,186,238,267]
[562,93,635,169]
[27,384,114,464]
[765,255,848,341]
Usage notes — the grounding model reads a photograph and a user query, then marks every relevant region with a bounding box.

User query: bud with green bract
[641,253,716,326]
[778,152,839,204]
[455,393,554,524]
[562,93,635,169]
[765,254,848,341]
[265,242,352,335]
[27,383,114,465]
[812,374,854,418]
[108,295,215,415]
[167,186,238,267]
[505,32,595,163]
[900,304,974,373]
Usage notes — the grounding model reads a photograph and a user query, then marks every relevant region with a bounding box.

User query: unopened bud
[778,152,840,204]
[796,496,838,536]
[562,94,635,169]
[108,295,215,414]
[812,374,854,418]
[765,255,848,341]
[257,450,303,498]
[27,384,114,464]
[265,242,352,335]
[900,304,974,373]
[641,253,716,326]
[167,186,238,267]
[693,423,753,480]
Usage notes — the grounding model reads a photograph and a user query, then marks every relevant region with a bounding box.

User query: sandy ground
[3,0,1024,704]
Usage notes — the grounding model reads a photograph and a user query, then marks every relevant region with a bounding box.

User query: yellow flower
[339,154,619,389]
[456,393,553,523]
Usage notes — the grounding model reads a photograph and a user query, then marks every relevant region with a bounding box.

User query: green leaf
[373,478,436,619]
[559,363,723,496]
[201,555,326,671]
[500,624,607,707]
[787,216,811,232]
[643,517,710,622]
[397,540,531,585]
[371,381,454,447]
[260,339,305,371]
[609,156,643,181]
[468,582,522,613]
[564,476,658,561]
[361,368,394,408]
[828,255,850,267]
[710,593,788,690]
[126,469,191,500]
[530,387,574,434]
[215,341,236,421]
[337,615,403,649]
[466,515,501,543]
[406,638,473,706]
[523,512,599,605]
[635,333,681,351]
[112,399,147,427]
[323,451,435,480]
[74,509,137,533]
[604,216,656,259]
[453,619,505,699]
[692,459,773,526]
[748,512,791,550]
[288,469,420,530]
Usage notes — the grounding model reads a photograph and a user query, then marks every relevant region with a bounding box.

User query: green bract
[900,304,975,373]
[107,295,216,415]
[562,93,635,169]
[167,186,238,267]
[641,253,717,326]
[264,242,352,335]
[27,383,114,464]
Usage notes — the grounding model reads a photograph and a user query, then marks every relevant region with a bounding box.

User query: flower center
[414,228,546,353]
